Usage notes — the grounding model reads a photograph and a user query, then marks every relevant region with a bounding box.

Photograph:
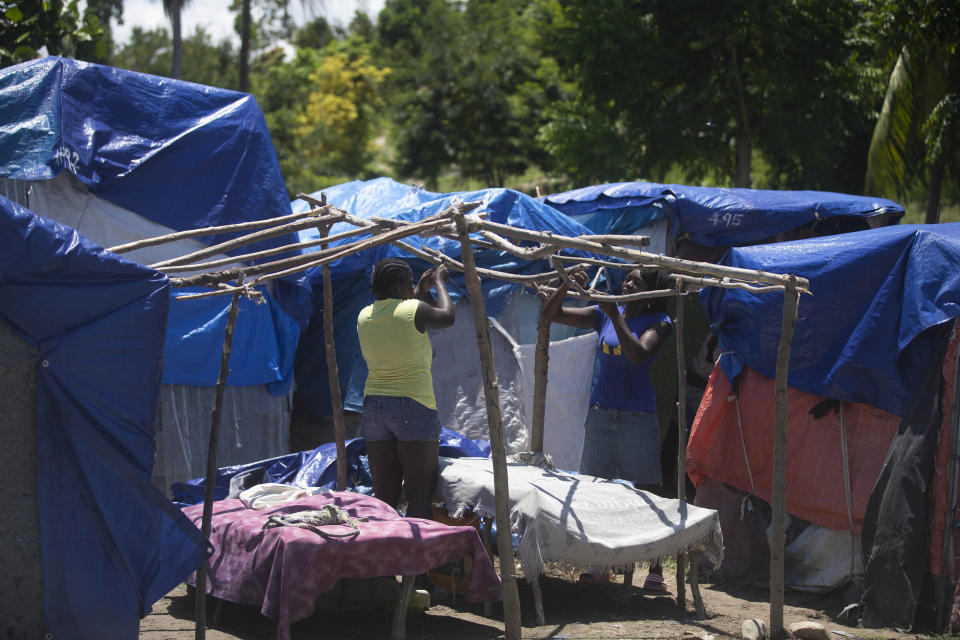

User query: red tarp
[686,367,900,531]
[183,492,501,639]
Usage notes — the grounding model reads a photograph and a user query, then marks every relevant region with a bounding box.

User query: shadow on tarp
[171,427,491,507]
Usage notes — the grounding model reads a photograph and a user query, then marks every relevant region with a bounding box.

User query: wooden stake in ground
[453,211,522,640]
[528,311,551,453]
[770,276,799,640]
[317,215,348,491]
[674,283,688,613]
[195,283,243,640]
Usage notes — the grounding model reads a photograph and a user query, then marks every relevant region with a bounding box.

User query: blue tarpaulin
[701,223,960,417]
[171,427,492,507]
[542,181,904,246]
[0,57,310,394]
[0,196,208,638]
[291,178,599,416]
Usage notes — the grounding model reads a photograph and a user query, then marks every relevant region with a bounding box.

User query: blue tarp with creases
[0,56,310,394]
[700,223,960,418]
[541,181,904,246]
[170,427,492,507]
[0,196,208,639]
[290,177,599,416]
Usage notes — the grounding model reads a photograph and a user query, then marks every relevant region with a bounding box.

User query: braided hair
[371,258,413,299]
[634,268,672,314]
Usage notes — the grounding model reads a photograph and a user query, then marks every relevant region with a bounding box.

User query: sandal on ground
[642,572,669,593]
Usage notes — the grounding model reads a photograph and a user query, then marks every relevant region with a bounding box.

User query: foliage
[536,0,883,192]
[377,0,562,189]
[0,0,110,66]
[113,26,237,88]
[251,39,390,195]
[864,0,960,216]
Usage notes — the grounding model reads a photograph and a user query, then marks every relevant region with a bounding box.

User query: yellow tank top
[357,297,436,410]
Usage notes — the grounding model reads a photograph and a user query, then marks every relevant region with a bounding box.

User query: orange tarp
[686,367,900,531]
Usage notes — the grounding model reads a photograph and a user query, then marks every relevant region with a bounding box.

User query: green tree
[377,0,560,188]
[113,26,237,89]
[0,0,109,66]
[538,0,881,190]
[864,0,960,221]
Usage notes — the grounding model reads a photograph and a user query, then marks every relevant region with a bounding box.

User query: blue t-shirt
[590,306,672,413]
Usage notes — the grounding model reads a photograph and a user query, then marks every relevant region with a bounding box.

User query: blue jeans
[361,395,442,442]
[579,406,662,485]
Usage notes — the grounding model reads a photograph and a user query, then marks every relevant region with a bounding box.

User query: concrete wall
[0,320,43,638]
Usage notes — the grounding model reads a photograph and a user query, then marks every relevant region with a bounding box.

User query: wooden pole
[194,283,243,640]
[674,284,687,613]
[528,311,550,453]
[475,219,809,289]
[107,207,332,254]
[453,210,522,640]
[317,214,348,491]
[770,276,799,640]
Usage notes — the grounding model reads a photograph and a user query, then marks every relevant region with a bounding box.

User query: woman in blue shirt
[542,267,673,590]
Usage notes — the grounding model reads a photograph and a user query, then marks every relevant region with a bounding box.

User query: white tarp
[515,332,596,471]
[436,457,723,577]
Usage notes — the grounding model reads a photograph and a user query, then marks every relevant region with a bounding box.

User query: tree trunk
[171,5,182,79]
[238,0,251,92]
[734,133,752,188]
[926,157,945,224]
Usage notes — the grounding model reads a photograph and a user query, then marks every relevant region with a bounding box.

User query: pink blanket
[183,492,501,637]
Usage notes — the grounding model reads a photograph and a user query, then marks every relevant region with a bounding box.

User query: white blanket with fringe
[436,457,723,576]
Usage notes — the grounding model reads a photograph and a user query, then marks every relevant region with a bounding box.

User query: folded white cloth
[239,483,325,510]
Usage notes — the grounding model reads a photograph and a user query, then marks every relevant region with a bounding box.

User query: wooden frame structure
[114,195,808,640]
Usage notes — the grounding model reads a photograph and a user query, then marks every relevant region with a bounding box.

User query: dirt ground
[140,566,925,640]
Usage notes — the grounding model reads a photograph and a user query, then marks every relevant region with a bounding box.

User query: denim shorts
[579,405,662,485]
[361,395,443,442]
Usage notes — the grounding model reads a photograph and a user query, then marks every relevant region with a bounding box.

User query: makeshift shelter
[290,178,601,469]
[541,181,904,252]
[0,195,208,638]
[540,181,906,489]
[688,223,960,629]
[0,57,311,490]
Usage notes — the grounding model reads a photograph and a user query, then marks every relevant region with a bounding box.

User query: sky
[112,0,386,47]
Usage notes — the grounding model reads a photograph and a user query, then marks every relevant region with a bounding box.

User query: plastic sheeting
[153,384,291,492]
[687,367,901,531]
[0,57,311,393]
[171,427,491,506]
[0,196,207,638]
[436,457,723,577]
[701,224,960,418]
[515,332,597,472]
[542,181,903,247]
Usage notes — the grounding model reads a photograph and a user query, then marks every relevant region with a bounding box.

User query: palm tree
[864,3,959,223]
[162,0,189,78]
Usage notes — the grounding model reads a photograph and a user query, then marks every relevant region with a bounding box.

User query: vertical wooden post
[195,282,243,640]
[314,193,347,491]
[528,311,551,452]
[454,211,522,640]
[770,276,799,640]
[318,227,347,490]
[674,282,687,612]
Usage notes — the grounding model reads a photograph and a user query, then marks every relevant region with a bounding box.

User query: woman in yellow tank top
[356,258,455,519]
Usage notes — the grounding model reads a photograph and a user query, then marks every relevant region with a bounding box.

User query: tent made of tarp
[541,181,904,249]
[291,178,601,467]
[0,57,309,489]
[0,195,207,638]
[690,223,960,629]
